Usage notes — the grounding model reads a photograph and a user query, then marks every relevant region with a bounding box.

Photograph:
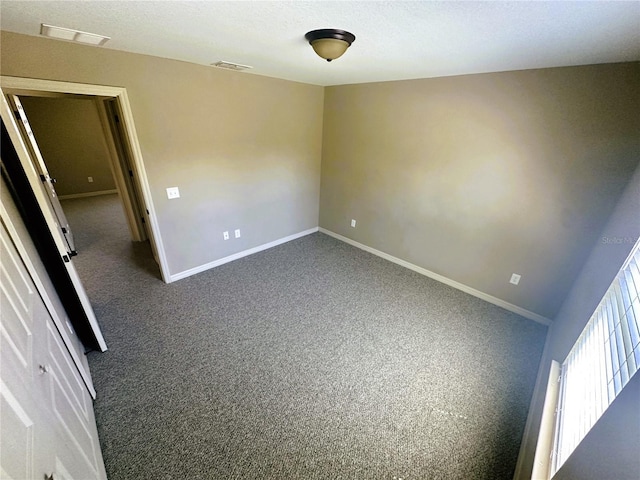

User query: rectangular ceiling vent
[40,23,110,46]
[212,61,253,71]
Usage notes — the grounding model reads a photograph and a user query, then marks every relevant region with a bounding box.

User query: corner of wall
[514,160,640,480]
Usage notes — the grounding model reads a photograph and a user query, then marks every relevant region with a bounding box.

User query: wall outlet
[510,273,522,285]
[166,187,180,199]
[234,229,241,238]
[351,219,356,228]
[87,176,94,183]
[223,231,229,240]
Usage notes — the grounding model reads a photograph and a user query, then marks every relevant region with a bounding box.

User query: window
[551,239,640,475]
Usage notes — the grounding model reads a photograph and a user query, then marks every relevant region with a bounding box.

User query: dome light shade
[305,29,356,62]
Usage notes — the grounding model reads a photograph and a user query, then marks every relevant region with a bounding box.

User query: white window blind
[552,239,640,475]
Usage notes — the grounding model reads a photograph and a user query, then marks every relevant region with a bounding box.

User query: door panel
[50,371,98,476]
[54,456,85,480]
[1,173,97,395]
[47,322,96,457]
[0,288,31,368]
[8,94,76,254]
[0,219,48,479]
[1,93,107,353]
[1,193,107,480]
[45,319,90,419]
[0,225,34,369]
[0,382,35,480]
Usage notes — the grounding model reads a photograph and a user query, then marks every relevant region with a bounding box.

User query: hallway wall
[20,96,116,197]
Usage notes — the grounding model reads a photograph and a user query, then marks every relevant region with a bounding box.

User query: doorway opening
[1,76,170,352]
[1,76,168,277]
[17,93,162,280]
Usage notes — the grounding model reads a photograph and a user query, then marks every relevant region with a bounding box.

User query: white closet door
[0,203,107,480]
[0,220,44,479]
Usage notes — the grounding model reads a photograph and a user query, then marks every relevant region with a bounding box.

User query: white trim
[93,99,144,242]
[116,88,169,280]
[0,76,126,98]
[513,332,553,480]
[58,189,118,200]
[170,228,319,282]
[532,360,561,480]
[319,228,552,326]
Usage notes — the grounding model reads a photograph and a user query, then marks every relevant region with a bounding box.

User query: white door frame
[94,98,147,243]
[0,76,170,282]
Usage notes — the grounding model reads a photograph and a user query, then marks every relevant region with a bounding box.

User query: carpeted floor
[63,194,548,480]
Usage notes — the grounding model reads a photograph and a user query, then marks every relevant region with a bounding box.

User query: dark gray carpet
[62,194,548,480]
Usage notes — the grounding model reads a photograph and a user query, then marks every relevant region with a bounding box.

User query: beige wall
[551,371,640,479]
[1,31,324,276]
[19,96,116,196]
[320,64,640,319]
[516,161,640,479]
[2,31,638,320]
[3,28,640,478]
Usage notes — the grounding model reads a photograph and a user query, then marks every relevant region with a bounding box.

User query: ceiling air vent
[212,61,253,71]
[40,23,110,46]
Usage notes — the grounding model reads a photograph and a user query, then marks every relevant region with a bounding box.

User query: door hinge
[62,254,70,263]
[61,227,67,233]
[129,170,134,177]
[146,209,149,214]
[141,216,146,224]
[40,174,46,182]
[115,114,120,123]
[69,250,78,257]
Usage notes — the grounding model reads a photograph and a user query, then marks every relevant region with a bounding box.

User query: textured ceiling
[1,1,639,86]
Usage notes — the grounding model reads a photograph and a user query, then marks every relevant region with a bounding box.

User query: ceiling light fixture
[305,29,355,62]
[40,23,110,46]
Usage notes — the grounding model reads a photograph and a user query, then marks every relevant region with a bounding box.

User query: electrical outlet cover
[166,187,180,199]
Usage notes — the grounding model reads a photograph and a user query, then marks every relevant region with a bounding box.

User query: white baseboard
[169,227,319,282]
[319,227,552,326]
[58,189,118,200]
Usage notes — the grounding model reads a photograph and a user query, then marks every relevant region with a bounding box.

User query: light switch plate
[510,273,521,285]
[166,187,180,199]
